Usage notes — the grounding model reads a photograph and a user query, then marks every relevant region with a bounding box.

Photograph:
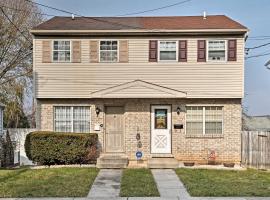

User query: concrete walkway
[1,169,269,200]
[152,169,191,199]
[87,169,122,198]
[1,197,269,200]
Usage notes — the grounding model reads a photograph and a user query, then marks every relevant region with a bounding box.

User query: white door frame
[151,105,172,154]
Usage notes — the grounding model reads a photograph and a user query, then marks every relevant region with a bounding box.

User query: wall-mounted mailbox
[174,124,183,129]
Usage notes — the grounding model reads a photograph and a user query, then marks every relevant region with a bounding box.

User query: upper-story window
[159,41,177,61]
[53,41,71,62]
[207,40,226,61]
[100,40,118,62]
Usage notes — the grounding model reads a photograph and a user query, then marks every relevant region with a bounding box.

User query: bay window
[54,106,90,133]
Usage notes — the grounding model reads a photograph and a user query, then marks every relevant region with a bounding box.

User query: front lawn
[120,169,159,197]
[0,167,99,197]
[175,168,270,197]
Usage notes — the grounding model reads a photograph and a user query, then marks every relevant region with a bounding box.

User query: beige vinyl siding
[34,37,244,98]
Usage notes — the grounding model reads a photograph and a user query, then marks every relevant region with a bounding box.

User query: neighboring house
[243,114,270,131]
[31,15,248,168]
[0,103,4,136]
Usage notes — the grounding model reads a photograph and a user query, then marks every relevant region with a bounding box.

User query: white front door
[151,105,171,154]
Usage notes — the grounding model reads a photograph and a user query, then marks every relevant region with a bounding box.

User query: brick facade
[36,98,242,164]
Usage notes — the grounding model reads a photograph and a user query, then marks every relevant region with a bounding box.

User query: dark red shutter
[179,40,187,62]
[149,40,157,62]
[228,40,237,61]
[197,40,206,62]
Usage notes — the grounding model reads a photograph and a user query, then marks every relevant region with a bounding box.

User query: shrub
[0,131,14,167]
[25,131,98,165]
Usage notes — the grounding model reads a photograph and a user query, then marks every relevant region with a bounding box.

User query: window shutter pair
[149,40,187,62]
[42,40,81,63]
[197,40,237,62]
[89,40,129,63]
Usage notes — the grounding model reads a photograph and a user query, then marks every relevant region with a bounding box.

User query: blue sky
[36,0,270,116]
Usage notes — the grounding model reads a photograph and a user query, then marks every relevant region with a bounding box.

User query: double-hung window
[53,41,71,62]
[159,41,177,61]
[54,106,90,133]
[186,106,223,135]
[208,40,226,61]
[100,40,118,62]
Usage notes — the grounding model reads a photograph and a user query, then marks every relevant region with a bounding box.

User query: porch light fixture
[95,107,101,116]
[176,106,181,115]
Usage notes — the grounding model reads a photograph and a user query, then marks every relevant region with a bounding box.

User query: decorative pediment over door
[90,80,187,98]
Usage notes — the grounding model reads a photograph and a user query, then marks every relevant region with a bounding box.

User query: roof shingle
[33,15,247,31]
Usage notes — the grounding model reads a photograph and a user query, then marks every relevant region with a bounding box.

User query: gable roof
[31,15,247,35]
[90,80,187,98]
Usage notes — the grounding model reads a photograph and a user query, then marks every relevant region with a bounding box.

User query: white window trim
[99,40,119,63]
[185,106,224,135]
[53,106,91,132]
[158,40,178,62]
[52,40,72,63]
[206,40,227,63]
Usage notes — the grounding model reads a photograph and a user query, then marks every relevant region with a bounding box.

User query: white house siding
[33,37,245,99]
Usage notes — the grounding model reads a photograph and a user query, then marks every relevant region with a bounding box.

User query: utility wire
[245,52,270,59]
[115,0,191,16]
[23,0,192,30]
[0,6,33,45]
[23,0,144,29]
[246,42,270,50]
[0,4,55,17]
[247,38,270,41]
[249,35,270,38]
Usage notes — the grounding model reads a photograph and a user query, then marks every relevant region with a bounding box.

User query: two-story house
[31,15,248,168]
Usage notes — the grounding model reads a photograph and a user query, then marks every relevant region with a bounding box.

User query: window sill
[185,134,224,139]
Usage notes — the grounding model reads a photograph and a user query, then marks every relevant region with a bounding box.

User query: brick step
[97,158,128,164]
[97,162,128,169]
[97,154,128,168]
[148,158,179,169]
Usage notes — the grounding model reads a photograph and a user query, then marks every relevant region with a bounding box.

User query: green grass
[120,169,159,197]
[0,167,99,197]
[175,168,270,197]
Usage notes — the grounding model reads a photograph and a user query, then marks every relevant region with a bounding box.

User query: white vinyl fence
[7,128,36,165]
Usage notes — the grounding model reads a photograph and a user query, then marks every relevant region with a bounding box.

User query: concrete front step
[97,154,128,168]
[148,157,179,168]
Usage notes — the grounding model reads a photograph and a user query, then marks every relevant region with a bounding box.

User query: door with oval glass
[151,105,171,154]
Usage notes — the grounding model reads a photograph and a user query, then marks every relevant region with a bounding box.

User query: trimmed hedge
[25,131,98,165]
